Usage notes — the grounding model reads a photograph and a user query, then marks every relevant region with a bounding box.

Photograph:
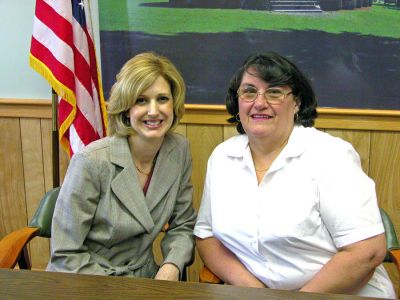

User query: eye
[266,88,284,98]
[158,95,171,103]
[135,97,147,105]
[242,86,257,94]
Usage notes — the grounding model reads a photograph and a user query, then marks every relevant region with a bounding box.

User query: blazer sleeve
[47,153,107,275]
[160,139,196,275]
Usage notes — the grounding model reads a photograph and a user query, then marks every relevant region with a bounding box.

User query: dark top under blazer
[47,133,196,277]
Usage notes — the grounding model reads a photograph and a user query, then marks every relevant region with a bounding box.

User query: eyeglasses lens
[238,88,286,104]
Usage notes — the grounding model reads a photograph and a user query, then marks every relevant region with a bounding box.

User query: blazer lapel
[146,135,179,212]
[109,136,154,233]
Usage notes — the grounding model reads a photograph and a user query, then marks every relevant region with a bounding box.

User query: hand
[154,263,180,281]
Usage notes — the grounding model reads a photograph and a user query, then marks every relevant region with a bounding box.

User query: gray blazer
[47,133,196,278]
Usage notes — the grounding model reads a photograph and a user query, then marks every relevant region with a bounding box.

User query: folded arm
[300,233,386,294]
[196,237,266,288]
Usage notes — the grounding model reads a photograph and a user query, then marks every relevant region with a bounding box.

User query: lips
[143,119,163,127]
[251,114,273,119]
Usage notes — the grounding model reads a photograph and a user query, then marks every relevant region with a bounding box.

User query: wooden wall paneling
[186,124,224,282]
[58,147,70,185]
[324,129,371,174]
[20,118,49,269]
[40,119,54,192]
[0,118,26,239]
[223,125,238,141]
[369,131,400,290]
[175,124,187,137]
[369,131,400,227]
[187,124,224,211]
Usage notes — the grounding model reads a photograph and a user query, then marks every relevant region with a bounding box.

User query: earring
[294,112,299,122]
[235,113,240,122]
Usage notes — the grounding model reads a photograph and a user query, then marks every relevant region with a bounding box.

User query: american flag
[30,0,107,157]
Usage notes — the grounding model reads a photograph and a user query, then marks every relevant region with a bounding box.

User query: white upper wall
[0,0,100,100]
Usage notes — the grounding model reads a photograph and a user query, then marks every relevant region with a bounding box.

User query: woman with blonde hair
[48,52,196,281]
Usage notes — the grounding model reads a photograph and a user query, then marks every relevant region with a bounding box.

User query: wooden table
[0,269,382,300]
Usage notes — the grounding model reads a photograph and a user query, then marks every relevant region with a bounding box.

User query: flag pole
[51,88,60,188]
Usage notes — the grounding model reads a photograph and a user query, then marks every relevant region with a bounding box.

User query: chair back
[380,208,400,262]
[28,187,60,238]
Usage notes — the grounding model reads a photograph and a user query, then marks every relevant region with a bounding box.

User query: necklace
[134,152,159,176]
[252,138,289,174]
[135,164,151,176]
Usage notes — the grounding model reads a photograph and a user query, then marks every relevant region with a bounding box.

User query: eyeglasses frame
[237,87,293,105]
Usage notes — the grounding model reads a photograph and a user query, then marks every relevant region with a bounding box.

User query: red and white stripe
[30,0,107,157]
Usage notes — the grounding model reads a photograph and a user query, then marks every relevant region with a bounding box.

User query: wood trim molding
[1,99,400,131]
[181,104,400,131]
[0,99,52,119]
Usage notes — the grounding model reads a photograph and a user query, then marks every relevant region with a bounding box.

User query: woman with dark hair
[194,52,395,298]
[47,52,196,281]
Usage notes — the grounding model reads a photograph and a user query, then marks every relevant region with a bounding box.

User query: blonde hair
[107,52,186,136]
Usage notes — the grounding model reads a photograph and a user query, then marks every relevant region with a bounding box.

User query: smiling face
[128,75,174,143]
[238,69,299,145]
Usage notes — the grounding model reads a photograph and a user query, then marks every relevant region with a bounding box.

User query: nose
[253,92,269,107]
[148,99,159,116]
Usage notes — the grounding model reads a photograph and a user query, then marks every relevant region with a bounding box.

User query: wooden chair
[199,208,400,287]
[0,187,60,269]
[380,208,400,270]
[199,264,223,284]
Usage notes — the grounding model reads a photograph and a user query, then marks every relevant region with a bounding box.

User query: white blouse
[194,126,395,298]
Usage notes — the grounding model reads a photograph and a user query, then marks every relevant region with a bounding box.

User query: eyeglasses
[237,87,293,105]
